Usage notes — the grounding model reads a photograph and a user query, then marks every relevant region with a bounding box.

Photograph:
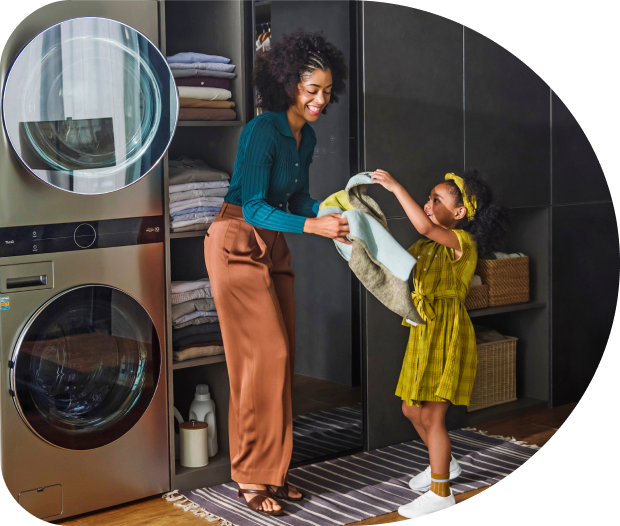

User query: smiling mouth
[307,105,322,115]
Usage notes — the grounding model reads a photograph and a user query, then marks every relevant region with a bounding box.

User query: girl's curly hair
[254,29,348,113]
[444,168,511,255]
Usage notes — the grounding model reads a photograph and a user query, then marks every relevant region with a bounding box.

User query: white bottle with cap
[188,384,218,457]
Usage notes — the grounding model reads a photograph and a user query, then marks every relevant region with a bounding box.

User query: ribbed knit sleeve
[240,119,309,233]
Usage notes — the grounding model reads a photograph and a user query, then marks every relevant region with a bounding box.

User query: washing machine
[0,6,178,522]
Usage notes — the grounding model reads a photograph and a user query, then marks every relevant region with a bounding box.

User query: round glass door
[10,285,161,450]
[2,17,178,195]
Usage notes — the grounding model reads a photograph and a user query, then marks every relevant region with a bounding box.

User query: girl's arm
[371,169,462,255]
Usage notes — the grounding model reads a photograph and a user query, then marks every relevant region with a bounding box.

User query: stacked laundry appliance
[0,5,178,522]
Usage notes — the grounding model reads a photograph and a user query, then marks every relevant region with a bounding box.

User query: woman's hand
[370,169,402,193]
[304,214,352,244]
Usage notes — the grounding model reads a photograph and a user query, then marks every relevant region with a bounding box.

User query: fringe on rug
[162,490,236,525]
[462,427,541,450]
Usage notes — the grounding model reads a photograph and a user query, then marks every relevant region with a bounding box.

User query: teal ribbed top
[224,111,320,233]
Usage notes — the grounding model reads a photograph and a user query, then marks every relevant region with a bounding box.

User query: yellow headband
[445,173,477,221]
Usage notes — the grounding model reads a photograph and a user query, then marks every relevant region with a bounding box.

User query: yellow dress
[396,229,478,406]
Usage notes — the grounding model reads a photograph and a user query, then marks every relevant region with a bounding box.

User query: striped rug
[164,428,539,526]
[291,404,363,464]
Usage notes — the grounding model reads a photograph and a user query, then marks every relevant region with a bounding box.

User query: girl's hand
[370,169,402,193]
[304,214,352,244]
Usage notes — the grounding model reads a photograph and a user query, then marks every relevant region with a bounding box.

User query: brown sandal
[237,484,284,516]
[267,482,304,501]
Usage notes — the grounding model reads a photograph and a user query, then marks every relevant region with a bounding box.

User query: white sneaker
[398,489,456,519]
[408,455,462,492]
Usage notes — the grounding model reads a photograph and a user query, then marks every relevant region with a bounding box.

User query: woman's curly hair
[444,169,511,255]
[254,29,348,113]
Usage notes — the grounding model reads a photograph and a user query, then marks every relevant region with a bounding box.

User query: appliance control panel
[0,216,164,258]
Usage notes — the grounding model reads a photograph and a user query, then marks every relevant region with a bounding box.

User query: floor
[58,402,576,526]
[292,374,362,417]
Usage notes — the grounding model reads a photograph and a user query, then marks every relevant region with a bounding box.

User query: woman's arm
[370,169,461,253]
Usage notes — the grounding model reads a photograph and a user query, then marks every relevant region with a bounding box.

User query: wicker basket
[467,336,517,412]
[475,257,529,307]
[465,284,489,310]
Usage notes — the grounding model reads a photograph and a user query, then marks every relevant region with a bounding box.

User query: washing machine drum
[10,286,161,450]
[2,17,178,195]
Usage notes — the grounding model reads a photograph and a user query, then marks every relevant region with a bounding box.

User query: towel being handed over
[319,173,424,325]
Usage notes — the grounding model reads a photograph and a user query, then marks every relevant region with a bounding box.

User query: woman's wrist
[303,217,315,234]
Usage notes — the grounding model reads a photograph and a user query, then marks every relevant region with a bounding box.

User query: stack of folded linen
[167,51,237,121]
[171,278,224,362]
[169,156,230,233]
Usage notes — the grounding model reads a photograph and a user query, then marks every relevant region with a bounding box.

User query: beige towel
[173,345,225,362]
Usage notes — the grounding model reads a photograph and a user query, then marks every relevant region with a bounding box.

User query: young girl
[370,168,509,519]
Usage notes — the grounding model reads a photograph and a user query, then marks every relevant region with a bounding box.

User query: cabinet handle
[6,275,48,289]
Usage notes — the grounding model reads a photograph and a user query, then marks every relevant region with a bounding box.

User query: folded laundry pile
[169,156,230,233]
[167,52,236,121]
[319,173,424,325]
[171,278,224,362]
[473,324,507,344]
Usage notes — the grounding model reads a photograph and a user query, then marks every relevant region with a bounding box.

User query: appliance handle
[6,275,48,289]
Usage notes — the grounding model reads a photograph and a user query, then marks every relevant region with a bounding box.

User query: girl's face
[292,68,333,122]
[424,183,466,228]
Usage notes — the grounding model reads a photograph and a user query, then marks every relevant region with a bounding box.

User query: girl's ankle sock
[430,472,450,497]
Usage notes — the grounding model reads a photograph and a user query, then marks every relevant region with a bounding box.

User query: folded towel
[169,62,236,72]
[170,206,222,218]
[173,345,225,363]
[179,98,236,109]
[170,181,229,194]
[170,197,225,214]
[472,274,483,287]
[175,334,223,350]
[173,310,218,325]
[473,324,506,344]
[174,316,219,329]
[319,173,424,325]
[172,286,213,306]
[170,223,214,233]
[171,278,211,294]
[171,211,219,223]
[170,188,228,203]
[169,157,230,185]
[179,108,237,121]
[171,216,217,230]
[172,69,198,78]
[171,297,217,321]
[172,322,221,344]
[173,69,236,79]
[175,77,231,89]
[178,86,231,101]
[167,52,230,64]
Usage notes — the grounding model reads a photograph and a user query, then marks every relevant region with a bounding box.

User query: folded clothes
[179,98,236,109]
[171,212,219,224]
[473,324,506,344]
[169,181,229,194]
[179,108,237,121]
[178,341,223,352]
[170,197,225,214]
[175,77,231,89]
[170,223,213,233]
[170,188,228,203]
[471,275,483,287]
[172,321,221,344]
[177,86,231,101]
[171,278,211,294]
[171,297,217,321]
[175,334,223,350]
[174,316,219,329]
[169,157,230,185]
[173,69,236,79]
[173,310,218,325]
[172,286,213,306]
[171,216,216,230]
[170,206,222,218]
[167,52,230,64]
[169,62,236,72]
[173,345,225,363]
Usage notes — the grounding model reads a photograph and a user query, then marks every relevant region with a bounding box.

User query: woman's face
[423,183,466,227]
[292,68,333,122]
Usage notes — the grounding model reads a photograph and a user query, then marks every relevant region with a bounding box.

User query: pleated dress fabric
[396,230,478,406]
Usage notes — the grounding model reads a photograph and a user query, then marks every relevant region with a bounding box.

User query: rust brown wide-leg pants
[204,203,295,485]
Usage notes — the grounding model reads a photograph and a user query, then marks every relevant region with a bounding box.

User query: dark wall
[270,1,354,385]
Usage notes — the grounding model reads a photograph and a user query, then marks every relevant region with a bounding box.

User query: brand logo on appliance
[5,240,14,244]
[146,227,160,233]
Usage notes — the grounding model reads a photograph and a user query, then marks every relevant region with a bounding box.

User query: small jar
[179,421,209,468]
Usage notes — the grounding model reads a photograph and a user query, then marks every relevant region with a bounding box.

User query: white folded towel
[170,197,225,214]
[178,86,231,101]
[173,310,218,325]
[169,181,230,194]
[170,188,228,203]
[171,278,211,294]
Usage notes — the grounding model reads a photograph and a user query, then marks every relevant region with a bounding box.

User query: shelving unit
[169,230,210,239]
[173,354,226,371]
[468,301,546,318]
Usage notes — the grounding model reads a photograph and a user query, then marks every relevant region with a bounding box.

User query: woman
[204,31,349,516]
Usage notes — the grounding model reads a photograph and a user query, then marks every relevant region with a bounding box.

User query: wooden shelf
[175,450,231,491]
[170,230,210,239]
[468,301,546,318]
[173,353,225,370]
[178,121,243,127]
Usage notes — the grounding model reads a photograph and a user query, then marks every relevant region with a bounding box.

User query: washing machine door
[2,17,178,195]
[9,285,161,450]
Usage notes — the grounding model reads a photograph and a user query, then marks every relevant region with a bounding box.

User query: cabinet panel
[362,4,463,218]
[552,93,611,205]
[552,203,619,405]
[465,29,550,208]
